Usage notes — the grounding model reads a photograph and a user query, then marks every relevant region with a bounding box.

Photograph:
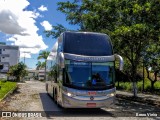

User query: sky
[0,0,78,69]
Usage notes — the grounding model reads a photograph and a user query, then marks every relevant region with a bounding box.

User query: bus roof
[62,31,113,56]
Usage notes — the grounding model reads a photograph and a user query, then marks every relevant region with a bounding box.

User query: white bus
[46,31,123,108]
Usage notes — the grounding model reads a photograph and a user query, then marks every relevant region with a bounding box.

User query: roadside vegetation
[0,79,17,99]
[7,62,28,82]
[115,68,160,95]
[0,62,27,100]
[116,79,160,95]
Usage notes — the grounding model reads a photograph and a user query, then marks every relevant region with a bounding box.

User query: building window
[2,57,5,59]
[3,49,5,51]
[0,49,2,54]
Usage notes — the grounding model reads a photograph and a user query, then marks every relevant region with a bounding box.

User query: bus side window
[58,69,63,81]
[63,68,71,84]
[54,65,59,83]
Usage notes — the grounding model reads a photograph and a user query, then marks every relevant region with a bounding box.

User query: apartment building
[0,44,19,73]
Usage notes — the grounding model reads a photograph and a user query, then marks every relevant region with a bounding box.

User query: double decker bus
[46,31,123,108]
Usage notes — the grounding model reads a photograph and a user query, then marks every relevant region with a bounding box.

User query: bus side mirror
[59,52,65,69]
[114,54,124,71]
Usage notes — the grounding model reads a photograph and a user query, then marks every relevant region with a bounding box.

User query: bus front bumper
[62,94,115,108]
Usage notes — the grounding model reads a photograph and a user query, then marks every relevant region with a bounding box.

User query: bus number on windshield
[88,91,96,95]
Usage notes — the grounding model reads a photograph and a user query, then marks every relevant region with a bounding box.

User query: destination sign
[71,61,88,65]
[64,53,115,62]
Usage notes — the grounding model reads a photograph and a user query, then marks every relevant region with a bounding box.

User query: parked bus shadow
[39,93,115,118]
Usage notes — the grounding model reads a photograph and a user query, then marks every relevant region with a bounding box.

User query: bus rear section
[46,31,123,108]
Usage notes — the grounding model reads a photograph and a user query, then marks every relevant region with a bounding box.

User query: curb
[0,85,18,102]
[116,94,160,107]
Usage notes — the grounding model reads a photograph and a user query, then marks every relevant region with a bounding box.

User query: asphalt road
[0,80,160,120]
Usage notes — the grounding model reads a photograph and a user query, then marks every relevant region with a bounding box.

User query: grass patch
[0,80,17,99]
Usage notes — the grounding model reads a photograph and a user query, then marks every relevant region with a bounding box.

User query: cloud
[0,9,28,35]
[40,21,52,31]
[38,5,48,12]
[0,0,48,58]
[8,34,48,58]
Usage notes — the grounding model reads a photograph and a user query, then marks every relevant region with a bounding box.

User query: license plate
[87,103,96,107]
[88,91,96,95]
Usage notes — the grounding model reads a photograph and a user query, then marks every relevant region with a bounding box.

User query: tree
[143,43,160,91]
[7,62,28,82]
[36,61,42,70]
[45,0,119,37]
[45,24,68,39]
[37,51,50,80]
[46,0,160,96]
[111,0,160,96]
[36,61,46,70]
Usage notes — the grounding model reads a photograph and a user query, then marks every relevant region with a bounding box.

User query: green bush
[116,82,132,91]
[137,81,143,91]
[116,78,160,94]
[154,81,160,89]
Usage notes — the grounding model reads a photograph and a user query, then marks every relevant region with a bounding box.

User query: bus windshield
[64,60,115,90]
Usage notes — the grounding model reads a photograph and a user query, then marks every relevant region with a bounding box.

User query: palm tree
[37,51,50,80]
[38,51,50,60]
[36,61,42,70]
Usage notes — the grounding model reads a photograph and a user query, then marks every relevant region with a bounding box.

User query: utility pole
[24,54,25,64]
[22,51,30,65]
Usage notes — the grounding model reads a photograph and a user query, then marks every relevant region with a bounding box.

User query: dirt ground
[0,80,45,120]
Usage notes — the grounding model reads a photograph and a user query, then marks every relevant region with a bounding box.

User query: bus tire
[54,90,62,108]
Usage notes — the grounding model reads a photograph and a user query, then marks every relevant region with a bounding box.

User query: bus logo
[90,96,94,100]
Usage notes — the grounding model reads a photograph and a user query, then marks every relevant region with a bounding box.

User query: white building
[38,69,45,80]
[0,44,19,73]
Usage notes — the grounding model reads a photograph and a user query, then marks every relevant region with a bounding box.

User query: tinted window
[64,60,115,90]
[63,32,113,56]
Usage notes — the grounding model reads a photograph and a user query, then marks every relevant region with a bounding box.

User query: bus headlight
[110,93,115,97]
[107,93,115,97]
[67,92,75,97]
[67,92,72,97]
